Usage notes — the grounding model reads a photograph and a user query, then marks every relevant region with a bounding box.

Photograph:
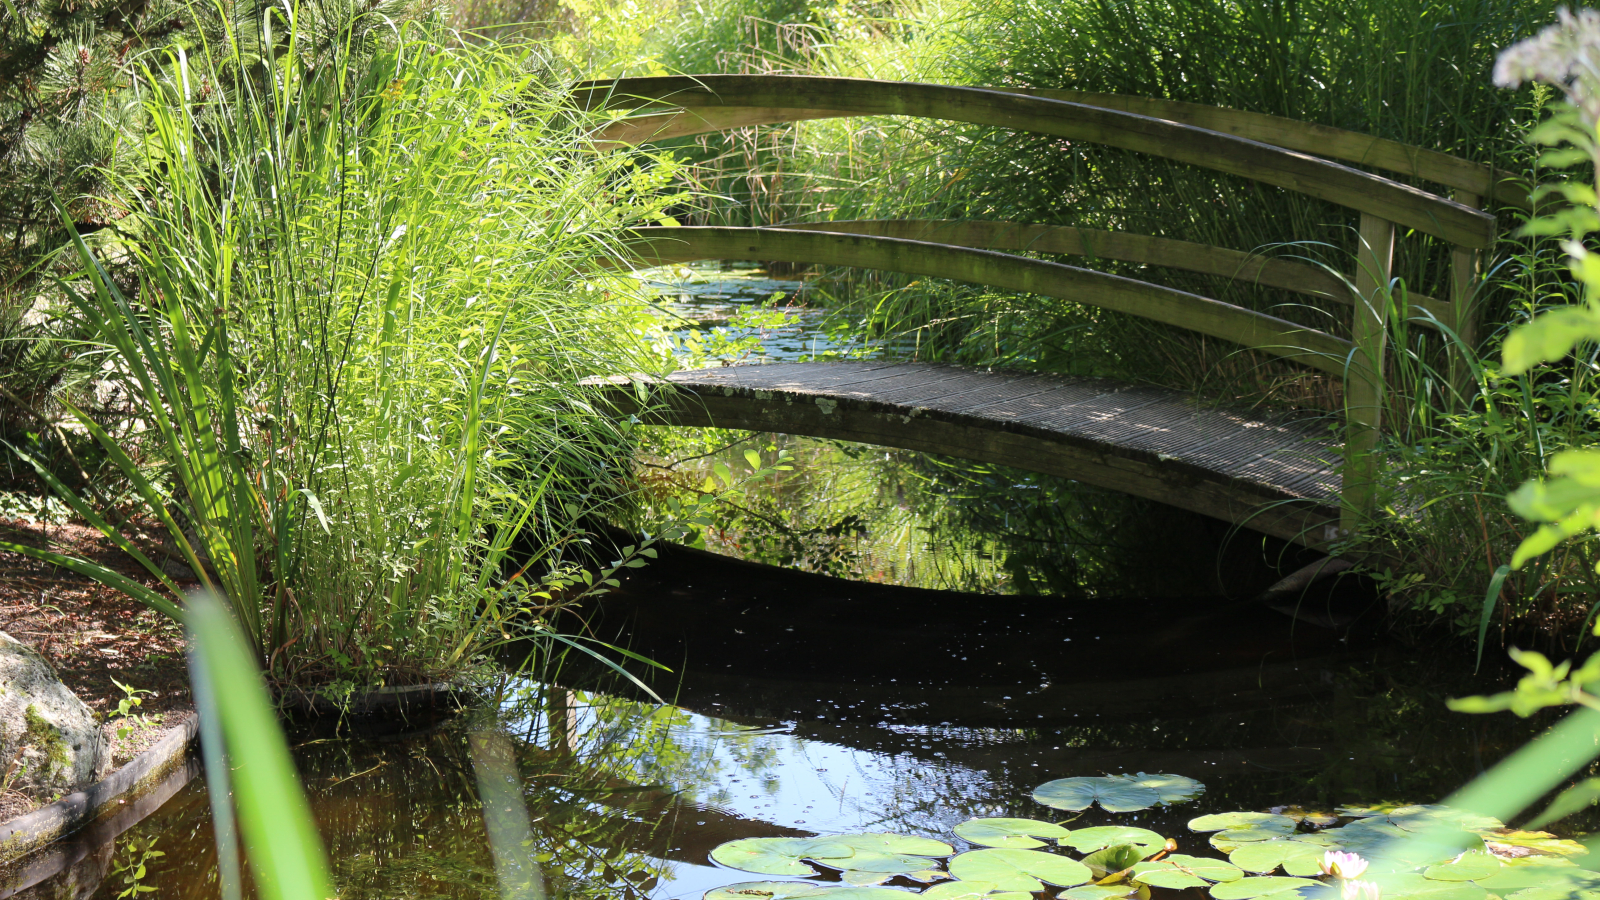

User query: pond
[0,267,1581,900]
[5,533,1570,900]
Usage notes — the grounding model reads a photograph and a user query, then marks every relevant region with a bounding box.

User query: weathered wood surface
[574,76,1496,248]
[1006,89,1531,212]
[618,226,1354,373]
[586,361,1342,548]
[775,219,1455,328]
[590,92,1529,212]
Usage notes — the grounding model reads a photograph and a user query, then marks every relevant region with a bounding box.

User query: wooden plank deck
[585,361,1345,549]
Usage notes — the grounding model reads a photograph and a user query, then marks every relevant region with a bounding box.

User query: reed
[2,15,679,684]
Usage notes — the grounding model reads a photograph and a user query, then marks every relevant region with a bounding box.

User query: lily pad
[1365,873,1489,900]
[1339,805,1504,835]
[704,884,910,900]
[1504,889,1600,900]
[1062,885,1148,900]
[1210,829,1301,853]
[1228,840,1324,876]
[835,833,955,858]
[920,881,1033,900]
[1209,876,1322,900]
[1083,844,1148,878]
[1033,777,1158,813]
[1062,826,1168,856]
[1190,813,1299,835]
[1122,773,1206,804]
[954,818,1072,849]
[826,853,948,875]
[1033,773,1202,813]
[1484,831,1587,859]
[1275,807,1340,828]
[1476,866,1600,892]
[1133,854,1244,889]
[1423,851,1504,882]
[948,849,1093,892]
[705,883,829,900]
[712,838,856,876]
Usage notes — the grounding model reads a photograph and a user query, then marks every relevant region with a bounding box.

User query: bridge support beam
[1342,214,1395,534]
[1451,190,1484,404]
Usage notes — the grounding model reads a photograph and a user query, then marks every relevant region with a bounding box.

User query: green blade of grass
[0,542,183,620]
[186,591,334,900]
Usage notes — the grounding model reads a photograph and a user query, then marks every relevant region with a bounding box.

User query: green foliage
[1482,11,1600,581]
[4,16,689,684]
[111,836,165,899]
[186,590,335,900]
[109,678,150,741]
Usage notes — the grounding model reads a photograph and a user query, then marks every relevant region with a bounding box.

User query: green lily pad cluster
[700,777,1594,900]
[1182,804,1597,900]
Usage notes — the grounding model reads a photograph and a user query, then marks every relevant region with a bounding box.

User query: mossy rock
[0,631,109,805]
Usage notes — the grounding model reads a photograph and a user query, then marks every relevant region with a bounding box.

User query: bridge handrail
[775,219,1455,328]
[1008,88,1529,212]
[592,91,1527,213]
[573,75,1497,249]
[618,226,1354,374]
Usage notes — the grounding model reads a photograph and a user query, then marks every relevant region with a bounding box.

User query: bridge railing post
[1450,190,1484,405]
[1342,212,1396,535]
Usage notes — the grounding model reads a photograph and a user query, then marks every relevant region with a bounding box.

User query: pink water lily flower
[1321,850,1369,880]
[1340,879,1381,900]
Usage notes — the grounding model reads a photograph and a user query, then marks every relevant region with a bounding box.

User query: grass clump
[4,10,686,686]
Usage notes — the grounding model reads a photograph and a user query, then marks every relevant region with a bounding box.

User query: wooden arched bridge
[571,76,1519,552]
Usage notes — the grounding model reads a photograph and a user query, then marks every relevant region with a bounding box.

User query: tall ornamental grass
[4,12,681,685]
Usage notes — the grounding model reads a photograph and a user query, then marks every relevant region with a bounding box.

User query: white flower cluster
[1495,7,1600,125]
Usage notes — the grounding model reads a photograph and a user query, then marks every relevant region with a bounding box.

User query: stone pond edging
[0,716,198,866]
[0,681,468,874]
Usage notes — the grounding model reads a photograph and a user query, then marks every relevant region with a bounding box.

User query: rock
[0,631,109,802]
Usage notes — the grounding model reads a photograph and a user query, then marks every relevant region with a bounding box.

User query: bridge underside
[586,361,1344,550]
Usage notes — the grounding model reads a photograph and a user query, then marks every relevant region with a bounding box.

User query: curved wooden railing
[575,76,1496,249]
[773,219,1456,329]
[619,226,1353,372]
[579,75,1504,531]
[592,86,1529,213]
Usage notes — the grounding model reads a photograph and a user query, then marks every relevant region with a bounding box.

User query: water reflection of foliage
[633,429,1258,597]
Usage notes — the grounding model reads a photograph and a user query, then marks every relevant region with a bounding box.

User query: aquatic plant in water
[702,767,1600,900]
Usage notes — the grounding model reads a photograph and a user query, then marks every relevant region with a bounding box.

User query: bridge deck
[588,361,1344,547]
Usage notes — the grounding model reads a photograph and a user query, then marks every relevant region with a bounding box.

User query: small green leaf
[1083,845,1148,877]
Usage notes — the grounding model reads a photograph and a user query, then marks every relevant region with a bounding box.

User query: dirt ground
[0,516,193,819]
